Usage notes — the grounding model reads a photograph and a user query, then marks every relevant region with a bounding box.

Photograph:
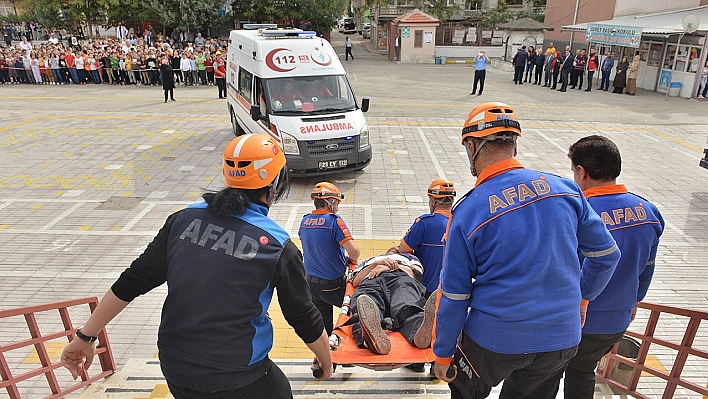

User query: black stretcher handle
[313,363,323,379]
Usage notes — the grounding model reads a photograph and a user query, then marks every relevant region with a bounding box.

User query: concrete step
[67,358,625,399]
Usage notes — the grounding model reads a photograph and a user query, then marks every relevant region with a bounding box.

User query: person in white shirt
[116,23,128,40]
[48,33,59,44]
[180,52,192,86]
[345,36,353,61]
[19,37,32,54]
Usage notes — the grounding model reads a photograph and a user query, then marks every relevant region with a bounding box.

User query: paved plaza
[1,33,708,398]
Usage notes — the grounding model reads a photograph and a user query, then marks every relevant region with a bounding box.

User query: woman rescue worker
[61,134,334,398]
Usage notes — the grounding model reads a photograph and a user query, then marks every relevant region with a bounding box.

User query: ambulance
[226,25,372,174]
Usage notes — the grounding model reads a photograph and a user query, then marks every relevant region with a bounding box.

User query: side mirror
[361,98,370,113]
[250,104,262,121]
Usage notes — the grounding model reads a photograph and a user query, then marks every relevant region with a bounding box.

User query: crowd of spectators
[0,23,227,88]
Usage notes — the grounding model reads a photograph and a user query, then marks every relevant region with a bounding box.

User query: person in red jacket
[213,51,226,99]
[205,54,214,85]
[585,48,599,92]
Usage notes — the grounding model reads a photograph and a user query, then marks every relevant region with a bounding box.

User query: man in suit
[558,47,574,92]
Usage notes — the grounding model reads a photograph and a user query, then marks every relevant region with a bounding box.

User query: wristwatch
[75,328,98,343]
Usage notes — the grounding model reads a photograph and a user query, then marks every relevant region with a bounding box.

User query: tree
[231,0,293,23]
[425,0,459,23]
[482,0,512,28]
[149,0,222,31]
[297,0,349,34]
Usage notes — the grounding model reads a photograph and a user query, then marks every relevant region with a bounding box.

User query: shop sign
[586,24,642,48]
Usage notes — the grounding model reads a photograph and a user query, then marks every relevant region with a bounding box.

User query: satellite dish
[682,14,699,33]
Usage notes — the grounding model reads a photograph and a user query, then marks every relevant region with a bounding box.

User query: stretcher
[313,263,436,378]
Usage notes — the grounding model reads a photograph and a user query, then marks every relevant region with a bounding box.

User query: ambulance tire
[230,106,245,136]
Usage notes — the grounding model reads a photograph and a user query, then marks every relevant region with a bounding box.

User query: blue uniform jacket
[582,185,664,334]
[299,209,354,280]
[401,211,450,293]
[434,160,620,359]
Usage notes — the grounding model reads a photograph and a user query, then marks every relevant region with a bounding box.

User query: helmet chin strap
[325,198,338,212]
[465,139,488,177]
[267,168,284,204]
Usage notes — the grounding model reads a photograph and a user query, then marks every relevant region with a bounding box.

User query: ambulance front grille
[306,137,357,156]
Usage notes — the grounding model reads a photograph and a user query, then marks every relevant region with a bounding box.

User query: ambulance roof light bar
[258,28,318,39]
[243,24,278,30]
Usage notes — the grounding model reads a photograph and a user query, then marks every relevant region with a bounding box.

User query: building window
[506,0,524,5]
[0,1,14,16]
[414,30,423,47]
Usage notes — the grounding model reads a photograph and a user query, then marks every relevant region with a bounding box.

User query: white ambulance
[226,25,372,174]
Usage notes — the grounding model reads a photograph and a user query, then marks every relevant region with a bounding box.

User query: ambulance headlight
[359,124,370,148]
[281,132,300,155]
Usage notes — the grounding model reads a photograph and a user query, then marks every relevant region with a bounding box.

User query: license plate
[318,159,348,169]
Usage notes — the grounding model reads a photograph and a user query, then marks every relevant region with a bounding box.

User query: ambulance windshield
[264,75,357,115]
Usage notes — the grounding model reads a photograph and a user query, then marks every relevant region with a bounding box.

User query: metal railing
[0,297,116,399]
[597,301,708,399]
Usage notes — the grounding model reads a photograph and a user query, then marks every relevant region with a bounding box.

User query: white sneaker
[699,95,704,99]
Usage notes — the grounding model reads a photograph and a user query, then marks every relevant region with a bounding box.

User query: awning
[562,5,708,35]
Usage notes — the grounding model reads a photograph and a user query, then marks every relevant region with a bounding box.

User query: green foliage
[149,0,222,30]
[514,10,544,23]
[231,0,293,23]
[425,0,459,23]
[482,0,511,28]
[298,0,349,33]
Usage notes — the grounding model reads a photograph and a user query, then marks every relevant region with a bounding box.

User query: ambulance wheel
[230,106,245,136]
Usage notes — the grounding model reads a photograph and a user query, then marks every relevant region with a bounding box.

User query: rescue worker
[433,102,621,399]
[390,178,455,373]
[299,182,360,338]
[392,178,455,298]
[555,135,664,399]
[350,249,437,355]
[61,134,334,398]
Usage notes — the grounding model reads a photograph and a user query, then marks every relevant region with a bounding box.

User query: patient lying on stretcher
[349,248,437,355]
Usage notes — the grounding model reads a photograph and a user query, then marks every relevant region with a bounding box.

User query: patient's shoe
[413,291,437,349]
[358,295,391,355]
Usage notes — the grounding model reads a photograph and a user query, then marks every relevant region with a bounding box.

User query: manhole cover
[96,197,145,211]
[160,156,177,162]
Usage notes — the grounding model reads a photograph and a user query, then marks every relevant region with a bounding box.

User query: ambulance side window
[238,67,252,103]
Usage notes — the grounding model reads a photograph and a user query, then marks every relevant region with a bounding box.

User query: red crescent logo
[259,236,269,245]
[311,51,332,66]
[265,48,296,72]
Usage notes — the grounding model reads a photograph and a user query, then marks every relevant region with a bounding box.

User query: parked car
[337,19,345,33]
[362,24,371,39]
[342,18,356,34]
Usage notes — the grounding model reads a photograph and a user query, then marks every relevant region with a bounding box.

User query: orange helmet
[461,102,521,143]
[428,179,456,199]
[222,134,286,189]
[310,182,344,200]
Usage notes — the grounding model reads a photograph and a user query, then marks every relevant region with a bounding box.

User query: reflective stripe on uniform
[581,243,618,258]
[442,290,470,301]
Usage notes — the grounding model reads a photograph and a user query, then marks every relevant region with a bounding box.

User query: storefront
[562,6,708,99]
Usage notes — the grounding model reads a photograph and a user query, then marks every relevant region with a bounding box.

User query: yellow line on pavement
[0,115,43,134]
[23,342,66,364]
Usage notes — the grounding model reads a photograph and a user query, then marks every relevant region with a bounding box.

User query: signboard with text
[586,24,642,48]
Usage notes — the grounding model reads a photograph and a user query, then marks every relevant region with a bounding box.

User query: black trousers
[308,275,346,337]
[551,70,559,88]
[586,71,595,90]
[166,360,293,399]
[472,69,486,94]
[534,67,543,84]
[164,88,174,101]
[216,78,226,98]
[449,333,577,399]
[350,272,426,347]
[345,47,353,60]
[560,70,570,90]
[553,331,625,399]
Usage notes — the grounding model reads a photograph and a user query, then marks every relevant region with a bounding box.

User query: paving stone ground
[0,32,707,399]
